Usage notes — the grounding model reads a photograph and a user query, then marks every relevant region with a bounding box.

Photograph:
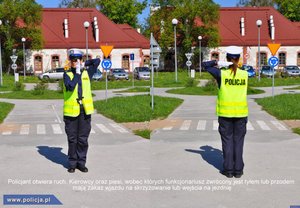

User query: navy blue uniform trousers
[218,116,247,174]
[64,105,91,168]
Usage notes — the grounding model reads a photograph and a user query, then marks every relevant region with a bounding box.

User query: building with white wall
[28,8,150,74]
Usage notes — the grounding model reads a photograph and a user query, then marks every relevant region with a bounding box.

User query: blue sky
[35,0,238,24]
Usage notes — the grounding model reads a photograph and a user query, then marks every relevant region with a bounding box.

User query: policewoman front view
[63,48,100,173]
[202,46,248,178]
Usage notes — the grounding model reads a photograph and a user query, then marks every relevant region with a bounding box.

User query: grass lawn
[0,102,15,123]
[133,129,151,139]
[0,90,63,99]
[94,95,183,123]
[256,94,300,120]
[248,77,300,87]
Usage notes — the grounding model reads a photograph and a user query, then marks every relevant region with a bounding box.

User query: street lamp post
[0,20,3,86]
[172,18,178,82]
[22,37,26,80]
[84,21,90,61]
[256,20,262,81]
[198,35,202,77]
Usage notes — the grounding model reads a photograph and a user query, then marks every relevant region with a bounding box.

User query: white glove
[76,59,81,74]
[217,61,233,68]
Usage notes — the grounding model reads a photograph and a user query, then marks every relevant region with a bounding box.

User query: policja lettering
[224,78,246,86]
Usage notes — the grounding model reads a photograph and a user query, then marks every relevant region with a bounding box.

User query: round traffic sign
[268,56,279,67]
[101,59,112,70]
[11,63,17,70]
[186,60,192,67]
[244,53,250,60]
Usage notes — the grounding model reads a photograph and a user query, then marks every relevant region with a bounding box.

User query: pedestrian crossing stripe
[161,120,288,131]
[0,123,130,136]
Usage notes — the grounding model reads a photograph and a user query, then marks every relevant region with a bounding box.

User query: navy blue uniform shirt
[202,60,221,88]
[63,58,100,100]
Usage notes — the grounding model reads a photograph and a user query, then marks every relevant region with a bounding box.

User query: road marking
[109,123,128,133]
[20,124,30,135]
[196,120,206,130]
[180,120,192,130]
[51,104,62,123]
[271,120,287,130]
[52,124,63,134]
[257,120,271,130]
[247,121,254,130]
[2,131,12,135]
[163,126,173,130]
[90,128,95,134]
[213,120,218,131]
[96,124,112,133]
[37,124,46,135]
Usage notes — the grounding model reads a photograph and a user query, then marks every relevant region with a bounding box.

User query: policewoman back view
[63,48,100,173]
[202,46,248,178]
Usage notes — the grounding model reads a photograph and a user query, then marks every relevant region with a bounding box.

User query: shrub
[57,79,64,93]
[32,82,48,95]
[185,78,195,87]
[12,82,25,91]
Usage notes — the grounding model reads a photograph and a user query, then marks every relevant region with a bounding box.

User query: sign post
[185,53,193,77]
[130,53,135,88]
[267,43,281,98]
[268,56,279,98]
[101,59,112,102]
[10,55,18,83]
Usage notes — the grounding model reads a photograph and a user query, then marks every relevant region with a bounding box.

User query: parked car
[92,70,103,81]
[241,65,256,77]
[134,67,150,80]
[281,65,300,77]
[260,65,277,77]
[108,68,129,80]
[38,67,64,80]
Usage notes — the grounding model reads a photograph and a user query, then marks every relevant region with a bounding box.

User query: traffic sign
[11,64,17,70]
[100,45,114,58]
[130,53,134,61]
[268,56,279,67]
[186,60,192,67]
[10,55,18,64]
[101,59,112,70]
[185,53,193,60]
[267,43,281,56]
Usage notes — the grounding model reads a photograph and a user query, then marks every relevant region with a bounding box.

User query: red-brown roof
[41,8,149,49]
[117,24,149,49]
[219,7,300,46]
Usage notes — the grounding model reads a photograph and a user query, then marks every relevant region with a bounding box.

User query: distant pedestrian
[202,46,248,178]
[63,48,100,173]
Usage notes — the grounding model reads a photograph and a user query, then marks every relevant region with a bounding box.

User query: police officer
[202,46,248,178]
[63,48,100,173]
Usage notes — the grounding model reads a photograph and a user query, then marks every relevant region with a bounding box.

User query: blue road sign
[130,53,134,61]
[268,56,279,67]
[101,59,112,70]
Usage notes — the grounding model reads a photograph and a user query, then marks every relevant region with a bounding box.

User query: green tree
[150,0,220,67]
[274,0,300,22]
[60,0,147,28]
[236,0,275,7]
[0,0,43,73]
[59,0,97,8]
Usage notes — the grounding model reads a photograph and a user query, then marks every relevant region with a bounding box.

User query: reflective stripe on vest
[63,70,94,117]
[217,69,248,117]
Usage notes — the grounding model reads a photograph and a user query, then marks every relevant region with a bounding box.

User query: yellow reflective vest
[217,68,248,117]
[63,70,94,117]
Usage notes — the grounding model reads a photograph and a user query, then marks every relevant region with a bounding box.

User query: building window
[122,55,130,71]
[34,55,43,73]
[278,52,286,66]
[211,52,219,61]
[257,52,267,67]
[51,55,60,69]
[144,55,150,66]
[297,52,300,66]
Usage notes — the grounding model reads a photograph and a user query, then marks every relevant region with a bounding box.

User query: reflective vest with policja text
[63,70,94,117]
[217,68,248,117]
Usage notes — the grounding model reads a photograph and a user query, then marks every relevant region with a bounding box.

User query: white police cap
[68,48,83,59]
[225,46,242,59]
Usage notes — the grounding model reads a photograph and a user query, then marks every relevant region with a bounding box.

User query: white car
[38,68,64,80]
